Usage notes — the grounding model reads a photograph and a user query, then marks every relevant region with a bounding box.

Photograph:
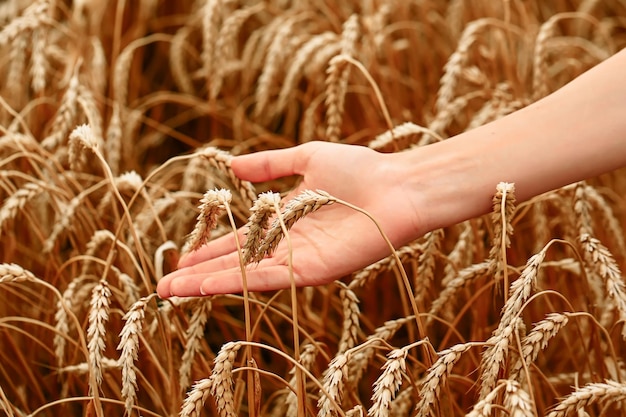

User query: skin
[157,47,626,299]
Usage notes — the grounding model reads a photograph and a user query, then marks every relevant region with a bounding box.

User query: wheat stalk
[41,67,81,151]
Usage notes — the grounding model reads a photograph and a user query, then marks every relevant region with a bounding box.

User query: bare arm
[401,47,626,234]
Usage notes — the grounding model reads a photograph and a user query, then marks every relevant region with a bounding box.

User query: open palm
[157,141,424,297]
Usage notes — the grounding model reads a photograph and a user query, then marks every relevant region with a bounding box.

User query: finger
[178,228,246,268]
[157,250,243,297]
[199,264,296,295]
[231,142,320,182]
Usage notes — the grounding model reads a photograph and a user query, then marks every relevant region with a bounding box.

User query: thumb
[231,142,319,182]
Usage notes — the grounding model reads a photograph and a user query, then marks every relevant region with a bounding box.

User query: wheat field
[1,0,626,416]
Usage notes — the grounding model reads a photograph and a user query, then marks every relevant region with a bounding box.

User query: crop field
[1,0,626,416]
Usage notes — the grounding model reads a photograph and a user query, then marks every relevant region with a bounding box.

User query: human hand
[156,141,426,297]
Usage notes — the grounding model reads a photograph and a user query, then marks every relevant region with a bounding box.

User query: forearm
[394,48,626,234]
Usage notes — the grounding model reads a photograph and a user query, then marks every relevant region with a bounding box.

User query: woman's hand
[156,141,426,297]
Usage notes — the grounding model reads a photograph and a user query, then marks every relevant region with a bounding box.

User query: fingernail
[200,285,207,296]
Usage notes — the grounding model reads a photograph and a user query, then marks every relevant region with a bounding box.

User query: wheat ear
[254,190,336,263]
[367,348,408,417]
[180,298,213,390]
[579,234,626,339]
[209,341,242,417]
[87,279,112,395]
[182,188,232,255]
[242,192,282,264]
[510,313,569,383]
[317,352,349,417]
[117,294,157,416]
[414,342,477,416]
[545,380,626,417]
[337,282,361,354]
[479,245,548,399]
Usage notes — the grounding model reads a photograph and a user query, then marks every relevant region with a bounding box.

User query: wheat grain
[368,348,407,417]
[325,14,359,142]
[77,86,104,145]
[42,194,83,253]
[182,188,232,255]
[105,102,122,175]
[7,33,27,105]
[180,298,213,390]
[210,3,264,99]
[87,279,112,394]
[170,23,195,95]
[436,18,498,112]
[54,275,95,367]
[200,0,222,96]
[478,246,548,398]
[584,184,626,256]
[442,221,475,287]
